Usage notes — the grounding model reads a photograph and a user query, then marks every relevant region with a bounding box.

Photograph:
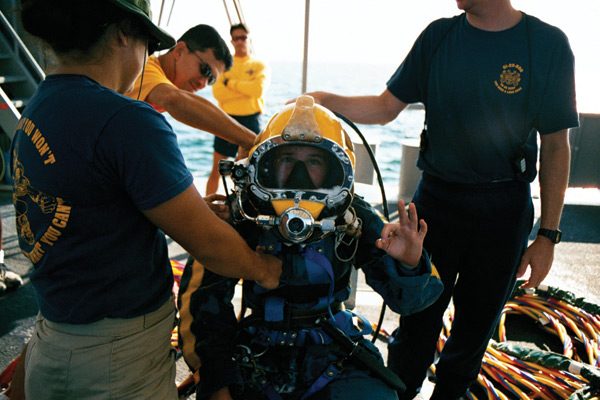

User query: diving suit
[178,95,443,400]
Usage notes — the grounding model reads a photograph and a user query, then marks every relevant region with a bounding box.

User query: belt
[422,172,527,190]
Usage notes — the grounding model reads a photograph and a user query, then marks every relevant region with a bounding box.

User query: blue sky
[152,0,599,112]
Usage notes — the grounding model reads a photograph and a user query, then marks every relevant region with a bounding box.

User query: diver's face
[274,146,329,189]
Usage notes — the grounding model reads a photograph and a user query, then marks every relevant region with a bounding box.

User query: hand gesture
[375,200,427,267]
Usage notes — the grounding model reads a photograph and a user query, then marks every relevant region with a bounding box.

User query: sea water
[166,61,426,187]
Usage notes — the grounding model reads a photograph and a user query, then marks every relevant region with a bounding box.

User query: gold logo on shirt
[494,63,524,94]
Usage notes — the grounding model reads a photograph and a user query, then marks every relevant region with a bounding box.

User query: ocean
[165,61,426,189]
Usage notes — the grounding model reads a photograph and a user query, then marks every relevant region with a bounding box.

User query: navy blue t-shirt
[387,13,578,183]
[12,75,194,323]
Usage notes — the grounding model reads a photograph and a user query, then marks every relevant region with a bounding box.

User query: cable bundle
[434,283,600,399]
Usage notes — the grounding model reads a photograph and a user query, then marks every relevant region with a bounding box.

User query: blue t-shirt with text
[12,74,193,323]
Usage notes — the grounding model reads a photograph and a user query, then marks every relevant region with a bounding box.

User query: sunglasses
[199,61,216,85]
[190,51,216,85]
[232,35,248,42]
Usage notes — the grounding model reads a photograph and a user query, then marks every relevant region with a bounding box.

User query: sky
[151,0,599,112]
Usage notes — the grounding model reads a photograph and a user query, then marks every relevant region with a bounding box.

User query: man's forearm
[170,93,255,148]
[307,89,406,125]
[538,130,571,229]
[151,87,256,149]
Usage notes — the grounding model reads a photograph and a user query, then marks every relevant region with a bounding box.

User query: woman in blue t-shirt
[7,1,281,399]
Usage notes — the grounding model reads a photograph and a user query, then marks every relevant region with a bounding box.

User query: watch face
[554,230,562,243]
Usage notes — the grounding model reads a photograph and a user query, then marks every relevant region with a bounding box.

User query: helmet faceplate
[246,96,355,221]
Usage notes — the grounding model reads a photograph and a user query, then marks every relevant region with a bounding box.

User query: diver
[177,95,443,400]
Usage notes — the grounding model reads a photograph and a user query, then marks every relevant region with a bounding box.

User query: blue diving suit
[177,196,443,400]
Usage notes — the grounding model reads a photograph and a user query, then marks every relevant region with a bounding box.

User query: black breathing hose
[333,112,390,344]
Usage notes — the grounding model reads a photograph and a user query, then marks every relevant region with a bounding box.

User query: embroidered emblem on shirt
[246,68,255,76]
[494,63,524,94]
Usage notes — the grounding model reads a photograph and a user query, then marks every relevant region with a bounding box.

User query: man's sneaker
[0,263,23,294]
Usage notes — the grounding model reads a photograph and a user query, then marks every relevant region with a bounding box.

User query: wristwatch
[537,228,562,244]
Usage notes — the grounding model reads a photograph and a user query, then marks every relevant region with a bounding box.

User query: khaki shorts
[25,299,177,400]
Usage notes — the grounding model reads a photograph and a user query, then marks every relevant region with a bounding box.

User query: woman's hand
[204,193,230,221]
[375,200,427,267]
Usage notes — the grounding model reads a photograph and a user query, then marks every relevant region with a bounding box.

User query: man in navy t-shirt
[303,1,578,398]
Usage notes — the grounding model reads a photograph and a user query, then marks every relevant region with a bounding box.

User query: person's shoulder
[350,195,378,218]
[140,56,171,84]
[83,83,140,116]
[145,55,164,71]
[249,56,268,68]
[525,13,570,43]
[105,93,169,128]
[417,14,463,47]
[100,88,152,112]
[424,14,463,35]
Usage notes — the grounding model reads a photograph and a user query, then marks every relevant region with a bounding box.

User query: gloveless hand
[376,200,427,267]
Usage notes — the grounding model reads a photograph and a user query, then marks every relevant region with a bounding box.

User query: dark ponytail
[21,0,146,54]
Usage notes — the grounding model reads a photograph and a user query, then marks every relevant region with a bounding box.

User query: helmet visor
[257,144,344,190]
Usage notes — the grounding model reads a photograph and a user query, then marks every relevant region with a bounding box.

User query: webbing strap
[264,296,285,322]
[300,363,342,400]
[304,247,336,319]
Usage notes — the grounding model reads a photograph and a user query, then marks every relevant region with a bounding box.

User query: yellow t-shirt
[126,56,175,113]
[212,55,268,116]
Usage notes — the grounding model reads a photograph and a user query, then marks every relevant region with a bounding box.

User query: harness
[237,232,377,399]
[235,310,373,400]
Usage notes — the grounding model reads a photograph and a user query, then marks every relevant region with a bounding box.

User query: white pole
[301,0,310,94]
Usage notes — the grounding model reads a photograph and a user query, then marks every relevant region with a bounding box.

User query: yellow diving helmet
[226,95,356,244]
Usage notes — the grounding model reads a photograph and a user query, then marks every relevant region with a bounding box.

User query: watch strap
[537,228,562,244]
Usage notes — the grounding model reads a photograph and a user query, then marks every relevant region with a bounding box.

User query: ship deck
[1,181,599,398]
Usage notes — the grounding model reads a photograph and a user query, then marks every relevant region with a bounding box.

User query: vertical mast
[301,0,310,94]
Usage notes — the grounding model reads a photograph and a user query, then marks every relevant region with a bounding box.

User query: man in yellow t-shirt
[127,24,257,172]
[207,23,269,195]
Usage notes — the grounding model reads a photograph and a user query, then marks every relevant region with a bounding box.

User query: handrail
[0,85,20,139]
[0,10,45,83]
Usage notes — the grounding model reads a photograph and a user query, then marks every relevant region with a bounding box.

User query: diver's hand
[204,193,230,221]
[254,252,282,290]
[376,200,427,268]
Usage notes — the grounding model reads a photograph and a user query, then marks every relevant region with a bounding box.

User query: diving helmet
[224,95,356,244]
